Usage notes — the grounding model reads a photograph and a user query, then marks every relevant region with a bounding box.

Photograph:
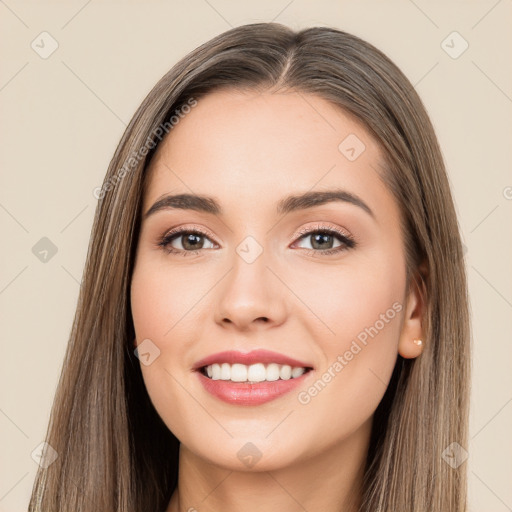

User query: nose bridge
[214,235,286,329]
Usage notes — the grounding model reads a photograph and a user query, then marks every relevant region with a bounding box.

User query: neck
[166,416,372,512]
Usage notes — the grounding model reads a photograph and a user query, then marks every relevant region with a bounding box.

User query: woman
[29,22,470,512]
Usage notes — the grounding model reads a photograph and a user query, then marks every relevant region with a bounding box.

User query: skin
[130,88,425,512]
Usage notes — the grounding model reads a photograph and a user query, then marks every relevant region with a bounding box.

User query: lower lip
[195,370,312,405]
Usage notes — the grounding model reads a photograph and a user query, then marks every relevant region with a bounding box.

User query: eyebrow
[144,188,374,220]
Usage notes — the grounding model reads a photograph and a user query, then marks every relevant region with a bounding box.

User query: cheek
[290,249,405,348]
[130,259,212,434]
[130,259,205,341]
[288,251,405,411]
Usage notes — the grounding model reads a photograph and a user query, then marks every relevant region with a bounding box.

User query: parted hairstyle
[29,22,470,512]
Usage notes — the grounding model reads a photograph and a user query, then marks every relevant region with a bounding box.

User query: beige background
[1,1,511,510]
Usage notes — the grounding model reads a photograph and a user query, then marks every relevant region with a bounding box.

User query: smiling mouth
[198,362,313,384]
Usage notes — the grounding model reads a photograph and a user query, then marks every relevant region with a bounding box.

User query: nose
[214,248,288,331]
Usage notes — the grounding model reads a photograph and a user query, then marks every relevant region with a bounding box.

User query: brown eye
[308,232,337,250]
[179,233,207,250]
[159,229,217,255]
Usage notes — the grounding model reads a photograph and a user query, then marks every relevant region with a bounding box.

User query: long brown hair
[29,22,470,511]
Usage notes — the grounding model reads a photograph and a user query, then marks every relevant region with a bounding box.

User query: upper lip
[193,349,314,371]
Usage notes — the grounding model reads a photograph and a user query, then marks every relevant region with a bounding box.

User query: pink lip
[193,349,313,371]
[195,370,313,406]
[193,349,314,406]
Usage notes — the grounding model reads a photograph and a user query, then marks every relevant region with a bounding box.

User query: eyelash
[157,223,357,257]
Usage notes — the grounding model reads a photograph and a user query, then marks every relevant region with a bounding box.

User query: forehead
[142,88,394,219]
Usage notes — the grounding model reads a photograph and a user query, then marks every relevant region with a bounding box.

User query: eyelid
[162,223,219,243]
[161,223,352,245]
[290,222,355,245]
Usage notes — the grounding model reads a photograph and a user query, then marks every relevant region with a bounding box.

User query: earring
[413,339,423,346]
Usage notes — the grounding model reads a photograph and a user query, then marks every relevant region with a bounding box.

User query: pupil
[312,233,332,250]
[183,234,202,250]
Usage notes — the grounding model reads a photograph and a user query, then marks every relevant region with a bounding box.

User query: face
[130,88,422,471]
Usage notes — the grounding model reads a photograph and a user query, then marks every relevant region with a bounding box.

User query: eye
[292,224,356,256]
[158,227,217,256]
[157,223,356,257]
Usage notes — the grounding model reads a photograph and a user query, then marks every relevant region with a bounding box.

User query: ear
[398,261,428,359]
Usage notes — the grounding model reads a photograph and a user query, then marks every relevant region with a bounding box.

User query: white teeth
[220,363,231,380]
[247,363,266,382]
[280,365,292,380]
[211,363,221,380]
[230,363,247,382]
[203,362,309,382]
[266,363,280,381]
[291,367,306,378]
